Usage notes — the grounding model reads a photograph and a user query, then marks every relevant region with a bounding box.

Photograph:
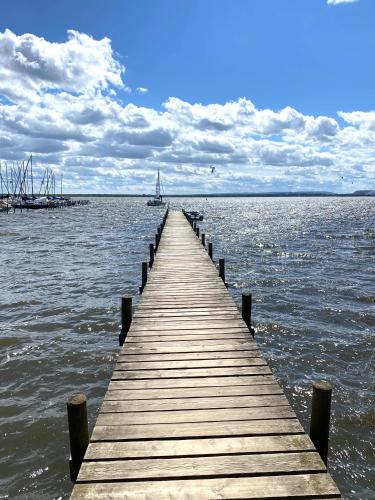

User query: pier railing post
[119,294,132,346]
[196,227,200,238]
[208,242,213,260]
[201,233,205,247]
[242,291,254,338]
[67,393,89,482]
[309,380,332,465]
[155,232,160,251]
[140,261,148,294]
[149,243,154,268]
[193,222,196,231]
[219,258,225,282]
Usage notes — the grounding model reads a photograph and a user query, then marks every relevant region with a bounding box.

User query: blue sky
[0,0,374,193]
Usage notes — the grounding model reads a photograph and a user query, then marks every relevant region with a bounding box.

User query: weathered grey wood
[111,366,272,379]
[101,394,288,412]
[72,473,341,498]
[78,452,325,482]
[106,383,283,400]
[91,418,304,441]
[118,349,260,361]
[108,375,277,389]
[115,357,266,370]
[70,211,340,499]
[85,434,314,459]
[97,406,295,426]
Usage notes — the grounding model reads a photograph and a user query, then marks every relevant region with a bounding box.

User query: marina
[68,210,341,499]
[0,156,89,212]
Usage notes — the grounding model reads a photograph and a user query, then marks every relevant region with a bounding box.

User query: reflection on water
[0,197,374,498]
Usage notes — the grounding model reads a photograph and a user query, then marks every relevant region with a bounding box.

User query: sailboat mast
[156,169,161,199]
[30,155,34,197]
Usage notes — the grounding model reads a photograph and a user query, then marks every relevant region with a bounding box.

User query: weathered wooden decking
[71,211,340,499]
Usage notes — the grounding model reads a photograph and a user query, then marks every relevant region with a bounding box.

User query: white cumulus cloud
[0,29,124,102]
[0,29,373,194]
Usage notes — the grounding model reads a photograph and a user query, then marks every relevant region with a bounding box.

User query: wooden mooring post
[67,394,89,482]
[70,210,340,499]
[208,241,213,260]
[149,243,154,268]
[310,380,332,465]
[119,294,132,346]
[139,261,148,294]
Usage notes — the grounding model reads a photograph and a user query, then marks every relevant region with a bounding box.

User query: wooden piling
[155,232,160,251]
[309,380,332,465]
[149,243,154,268]
[119,294,132,346]
[140,261,148,294]
[67,393,89,482]
[201,233,205,247]
[208,242,213,260]
[196,227,200,238]
[242,291,252,326]
[219,258,225,282]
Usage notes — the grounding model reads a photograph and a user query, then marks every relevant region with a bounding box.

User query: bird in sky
[210,166,216,174]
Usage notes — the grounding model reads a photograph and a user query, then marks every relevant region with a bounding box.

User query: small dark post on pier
[193,222,196,231]
[140,261,148,294]
[201,233,205,247]
[119,294,132,346]
[149,243,154,268]
[208,242,213,260]
[196,227,200,238]
[241,291,253,333]
[155,232,160,251]
[67,393,89,482]
[219,258,225,282]
[309,380,332,465]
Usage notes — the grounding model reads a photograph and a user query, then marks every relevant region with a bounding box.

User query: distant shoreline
[68,191,375,198]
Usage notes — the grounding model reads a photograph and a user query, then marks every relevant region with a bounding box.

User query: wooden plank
[97,406,295,426]
[129,320,248,331]
[117,350,261,361]
[123,340,257,349]
[77,452,325,482]
[126,327,250,337]
[72,473,341,498]
[124,333,252,342]
[84,434,315,460]
[91,418,304,441]
[101,394,288,412]
[121,343,257,354]
[108,375,277,389]
[106,383,283,400]
[111,366,272,379]
[115,358,266,370]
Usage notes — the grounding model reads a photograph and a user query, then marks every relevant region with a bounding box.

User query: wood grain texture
[72,473,341,498]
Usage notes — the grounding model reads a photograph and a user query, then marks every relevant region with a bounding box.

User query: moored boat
[147,169,166,207]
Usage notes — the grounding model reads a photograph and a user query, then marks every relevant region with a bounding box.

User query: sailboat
[147,169,166,206]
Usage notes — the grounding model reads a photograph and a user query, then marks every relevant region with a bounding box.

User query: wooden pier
[71,211,340,499]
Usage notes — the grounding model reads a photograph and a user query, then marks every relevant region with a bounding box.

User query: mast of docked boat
[156,169,161,199]
[30,155,34,198]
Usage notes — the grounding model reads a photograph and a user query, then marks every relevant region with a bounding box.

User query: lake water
[0,197,374,499]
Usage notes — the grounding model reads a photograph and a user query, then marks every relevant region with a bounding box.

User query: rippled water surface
[0,197,374,499]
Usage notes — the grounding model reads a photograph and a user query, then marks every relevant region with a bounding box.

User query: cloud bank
[0,29,373,193]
